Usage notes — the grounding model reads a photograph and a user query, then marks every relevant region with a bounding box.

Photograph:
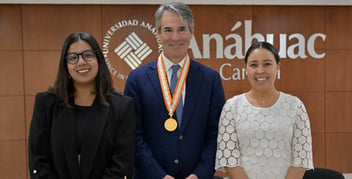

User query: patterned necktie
[170,64,183,127]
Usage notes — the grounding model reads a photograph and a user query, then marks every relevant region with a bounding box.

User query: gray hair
[155,2,194,32]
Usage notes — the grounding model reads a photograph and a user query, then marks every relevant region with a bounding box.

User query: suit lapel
[181,61,202,132]
[147,60,164,104]
[80,100,109,179]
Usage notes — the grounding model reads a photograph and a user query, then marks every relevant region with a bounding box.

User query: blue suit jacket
[124,59,225,179]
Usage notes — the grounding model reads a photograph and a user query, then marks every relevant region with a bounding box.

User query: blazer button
[33,169,37,174]
[179,135,183,140]
[174,159,179,164]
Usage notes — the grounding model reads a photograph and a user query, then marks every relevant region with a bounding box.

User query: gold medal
[164,117,178,132]
[158,53,189,132]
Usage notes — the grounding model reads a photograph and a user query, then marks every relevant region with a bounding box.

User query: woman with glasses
[28,32,135,179]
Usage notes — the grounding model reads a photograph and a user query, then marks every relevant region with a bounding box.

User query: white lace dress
[215,92,314,179]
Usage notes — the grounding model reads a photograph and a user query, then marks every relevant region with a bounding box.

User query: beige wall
[0,4,351,178]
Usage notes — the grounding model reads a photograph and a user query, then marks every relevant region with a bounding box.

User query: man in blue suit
[124,2,225,179]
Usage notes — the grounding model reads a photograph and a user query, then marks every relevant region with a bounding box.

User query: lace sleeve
[291,98,314,169]
[215,100,241,171]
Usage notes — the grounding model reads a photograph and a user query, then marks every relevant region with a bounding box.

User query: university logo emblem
[114,32,152,70]
[102,19,161,81]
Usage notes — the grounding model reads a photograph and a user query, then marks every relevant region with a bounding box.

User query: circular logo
[102,19,161,82]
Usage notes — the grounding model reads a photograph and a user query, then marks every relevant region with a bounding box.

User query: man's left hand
[185,174,198,179]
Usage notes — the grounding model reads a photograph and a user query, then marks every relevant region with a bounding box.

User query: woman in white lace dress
[215,42,314,179]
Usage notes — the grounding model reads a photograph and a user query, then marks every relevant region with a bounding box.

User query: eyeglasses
[65,49,96,64]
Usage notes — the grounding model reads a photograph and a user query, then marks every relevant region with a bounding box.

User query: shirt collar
[162,52,186,71]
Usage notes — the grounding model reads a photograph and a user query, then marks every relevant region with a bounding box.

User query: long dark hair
[244,41,280,64]
[48,32,115,106]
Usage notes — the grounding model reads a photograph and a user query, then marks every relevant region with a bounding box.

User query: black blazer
[28,92,135,179]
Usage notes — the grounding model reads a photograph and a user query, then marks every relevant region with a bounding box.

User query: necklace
[246,91,279,107]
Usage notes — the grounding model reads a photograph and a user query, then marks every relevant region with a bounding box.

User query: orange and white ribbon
[157,54,190,117]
